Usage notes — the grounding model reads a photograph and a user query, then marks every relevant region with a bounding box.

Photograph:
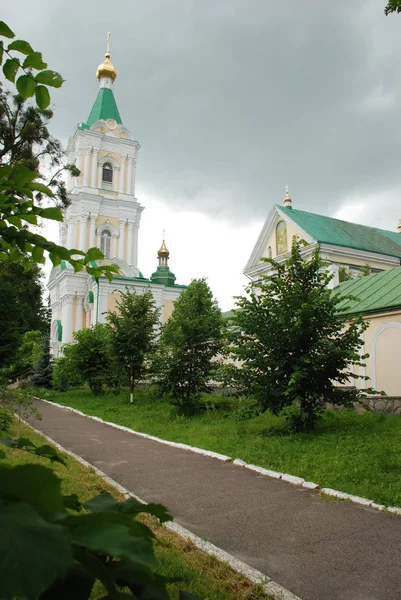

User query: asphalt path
[29,400,401,600]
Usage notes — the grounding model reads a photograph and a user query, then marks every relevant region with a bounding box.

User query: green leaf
[32,245,44,262]
[62,494,82,512]
[35,84,51,110]
[20,213,38,225]
[84,247,104,261]
[16,73,36,99]
[35,444,67,465]
[28,181,55,196]
[35,69,64,88]
[49,253,62,267]
[39,206,63,221]
[0,502,73,599]
[39,563,95,600]
[83,492,119,513]
[3,57,20,83]
[16,437,36,450]
[0,464,65,512]
[64,513,158,569]
[0,449,5,459]
[7,39,34,55]
[23,51,47,69]
[0,21,15,38]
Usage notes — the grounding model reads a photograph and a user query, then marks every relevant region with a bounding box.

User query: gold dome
[158,239,169,258]
[96,52,117,81]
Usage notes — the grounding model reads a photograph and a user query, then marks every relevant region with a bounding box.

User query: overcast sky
[3,1,401,309]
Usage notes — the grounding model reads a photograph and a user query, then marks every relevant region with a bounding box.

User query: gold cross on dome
[106,32,111,55]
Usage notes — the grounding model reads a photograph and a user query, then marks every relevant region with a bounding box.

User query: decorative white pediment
[243,205,314,277]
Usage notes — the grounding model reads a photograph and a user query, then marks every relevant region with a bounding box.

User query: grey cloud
[4,0,401,225]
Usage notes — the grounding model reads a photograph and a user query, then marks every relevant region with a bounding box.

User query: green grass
[1,420,270,600]
[40,387,401,507]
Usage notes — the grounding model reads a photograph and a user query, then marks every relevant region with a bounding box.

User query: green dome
[150,266,176,287]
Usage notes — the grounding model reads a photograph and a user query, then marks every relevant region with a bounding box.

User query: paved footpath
[30,401,401,600]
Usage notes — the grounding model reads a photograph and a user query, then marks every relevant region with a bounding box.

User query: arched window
[100,229,111,259]
[268,246,272,258]
[276,221,287,255]
[102,162,113,183]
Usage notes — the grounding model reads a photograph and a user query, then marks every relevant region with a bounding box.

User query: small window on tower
[100,229,111,259]
[102,162,113,183]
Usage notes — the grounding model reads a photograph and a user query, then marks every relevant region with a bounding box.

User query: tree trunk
[130,377,134,404]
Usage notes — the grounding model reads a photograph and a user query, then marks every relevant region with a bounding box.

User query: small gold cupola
[157,233,170,266]
[283,184,292,208]
[96,32,117,82]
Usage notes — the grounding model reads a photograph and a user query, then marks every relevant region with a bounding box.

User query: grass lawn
[1,420,270,600]
[40,387,401,508]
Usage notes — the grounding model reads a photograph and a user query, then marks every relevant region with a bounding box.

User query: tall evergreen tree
[31,336,53,388]
[0,261,47,367]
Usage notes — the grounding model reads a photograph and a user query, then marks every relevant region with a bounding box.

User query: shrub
[0,407,11,432]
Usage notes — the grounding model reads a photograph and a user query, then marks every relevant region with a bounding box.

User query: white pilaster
[79,214,88,252]
[66,217,76,249]
[83,149,91,187]
[75,148,83,187]
[118,219,125,259]
[75,297,83,332]
[126,157,134,195]
[132,158,137,196]
[62,296,74,344]
[91,149,99,188]
[132,224,139,267]
[119,155,127,193]
[89,215,96,248]
[127,221,134,265]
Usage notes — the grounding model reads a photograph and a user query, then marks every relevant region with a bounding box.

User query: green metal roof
[278,205,401,259]
[83,88,122,128]
[335,267,401,316]
[150,265,177,287]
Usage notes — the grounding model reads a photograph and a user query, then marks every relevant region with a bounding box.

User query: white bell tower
[62,33,143,267]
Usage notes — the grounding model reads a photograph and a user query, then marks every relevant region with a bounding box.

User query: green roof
[335,267,401,316]
[81,88,122,129]
[278,206,401,260]
[150,266,177,287]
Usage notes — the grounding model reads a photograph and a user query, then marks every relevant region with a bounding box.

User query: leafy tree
[385,0,401,14]
[7,329,42,377]
[107,289,159,404]
[66,324,115,395]
[228,239,370,432]
[0,21,117,279]
[31,336,53,388]
[358,264,372,278]
[52,346,84,391]
[338,265,352,282]
[0,260,47,367]
[153,279,225,416]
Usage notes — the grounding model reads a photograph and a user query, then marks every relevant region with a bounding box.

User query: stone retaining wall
[360,396,401,415]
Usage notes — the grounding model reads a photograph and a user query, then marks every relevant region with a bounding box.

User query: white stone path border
[37,398,401,517]
[24,415,301,600]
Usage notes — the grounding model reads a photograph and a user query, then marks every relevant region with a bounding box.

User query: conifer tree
[31,336,53,388]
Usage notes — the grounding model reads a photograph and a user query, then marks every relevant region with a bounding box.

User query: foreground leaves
[0,445,184,600]
[0,502,73,599]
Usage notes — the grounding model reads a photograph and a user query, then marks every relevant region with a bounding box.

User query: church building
[48,40,186,356]
[245,188,401,397]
